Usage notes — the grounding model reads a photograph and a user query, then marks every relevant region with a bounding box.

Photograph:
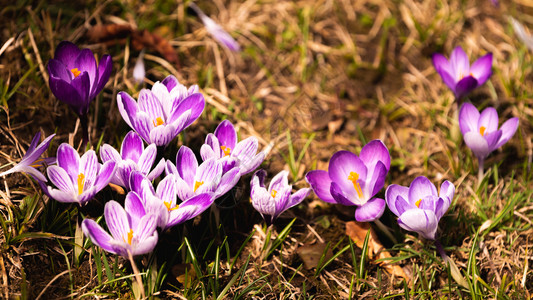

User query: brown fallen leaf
[296,242,334,269]
[345,221,410,283]
[172,263,196,288]
[86,24,180,66]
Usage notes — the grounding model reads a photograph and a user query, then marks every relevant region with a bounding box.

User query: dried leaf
[86,24,133,42]
[172,263,196,288]
[296,242,334,269]
[345,221,410,283]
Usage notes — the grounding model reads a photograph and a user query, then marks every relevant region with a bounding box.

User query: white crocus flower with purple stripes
[200,120,265,175]
[100,131,165,190]
[251,170,311,225]
[385,176,455,240]
[117,75,205,147]
[39,143,116,205]
[82,200,158,257]
[166,145,240,201]
[0,131,56,182]
[128,171,215,229]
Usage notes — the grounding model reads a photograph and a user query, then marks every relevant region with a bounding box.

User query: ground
[0,0,532,299]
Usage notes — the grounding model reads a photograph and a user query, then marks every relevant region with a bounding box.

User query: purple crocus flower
[0,132,56,182]
[166,146,240,201]
[39,143,116,205]
[117,75,205,147]
[100,131,165,190]
[47,41,112,116]
[385,176,455,240]
[200,120,265,175]
[459,103,519,180]
[432,46,492,99]
[189,2,241,52]
[82,200,158,257]
[251,170,310,225]
[305,140,390,222]
[129,171,215,229]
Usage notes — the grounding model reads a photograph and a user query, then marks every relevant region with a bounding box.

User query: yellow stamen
[415,199,422,208]
[347,171,364,199]
[30,158,45,168]
[479,126,486,136]
[271,190,277,198]
[71,68,81,78]
[193,181,204,192]
[152,117,165,127]
[77,173,85,195]
[220,145,231,156]
[164,201,180,211]
[127,229,134,245]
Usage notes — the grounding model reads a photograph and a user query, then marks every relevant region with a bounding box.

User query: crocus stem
[260,224,274,261]
[434,239,448,261]
[128,251,145,300]
[80,114,89,151]
[477,157,485,186]
[373,219,397,244]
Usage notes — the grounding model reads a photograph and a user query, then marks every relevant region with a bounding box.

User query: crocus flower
[133,49,146,84]
[82,200,158,257]
[39,143,116,205]
[100,131,165,190]
[166,145,240,201]
[510,17,533,51]
[459,103,519,178]
[47,41,112,116]
[189,2,241,52]
[129,171,215,229]
[251,169,310,225]
[305,140,390,222]
[200,120,265,175]
[432,46,492,99]
[117,75,205,147]
[0,132,56,182]
[385,176,455,240]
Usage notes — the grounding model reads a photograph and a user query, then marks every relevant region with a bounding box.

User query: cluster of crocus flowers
[250,170,310,225]
[385,176,454,240]
[188,2,241,52]
[39,143,116,205]
[0,132,56,182]
[100,131,165,190]
[305,140,390,222]
[201,120,265,175]
[432,46,492,100]
[117,75,205,147]
[459,103,519,179]
[47,41,113,116]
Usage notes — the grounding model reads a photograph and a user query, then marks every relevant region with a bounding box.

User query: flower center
[125,229,134,245]
[71,68,81,78]
[479,126,486,136]
[77,173,85,195]
[220,146,231,156]
[193,181,204,192]
[271,190,277,198]
[164,201,180,211]
[415,199,422,208]
[152,117,165,127]
[347,171,364,199]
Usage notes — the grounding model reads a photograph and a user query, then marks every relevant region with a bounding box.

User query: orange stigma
[152,117,165,127]
[479,126,486,136]
[71,68,81,78]
[193,181,204,192]
[271,190,277,198]
[77,173,85,195]
[164,201,180,211]
[126,229,134,245]
[220,146,231,156]
[415,199,422,208]
[347,172,364,199]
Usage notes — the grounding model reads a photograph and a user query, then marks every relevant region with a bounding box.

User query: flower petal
[121,131,144,162]
[469,53,492,86]
[455,76,478,99]
[385,184,409,217]
[82,219,117,254]
[54,41,80,69]
[104,200,130,241]
[495,117,519,149]
[479,107,499,134]
[47,165,75,193]
[305,170,335,203]
[93,54,112,98]
[176,146,198,186]
[354,197,386,222]
[328,150,367,201]
[459,103,480,135]
[359,140,390,171]
[214,120,237,150]
[117,91,138,128]
[398,209,438,240]
[464,131,490,159]
[408,176,438,206]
